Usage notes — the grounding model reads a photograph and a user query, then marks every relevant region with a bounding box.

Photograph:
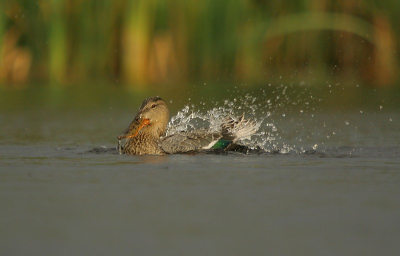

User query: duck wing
[160,130,222,154]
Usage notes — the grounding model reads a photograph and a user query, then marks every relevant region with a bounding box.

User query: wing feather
[161,131,222,154]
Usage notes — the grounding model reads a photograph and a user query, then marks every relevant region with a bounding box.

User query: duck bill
[118,118,150,140]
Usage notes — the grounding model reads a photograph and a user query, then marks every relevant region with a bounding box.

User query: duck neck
[145,123,166,140]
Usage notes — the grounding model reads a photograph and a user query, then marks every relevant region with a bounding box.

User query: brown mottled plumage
[119,97,169,155]
[118,97,258,155]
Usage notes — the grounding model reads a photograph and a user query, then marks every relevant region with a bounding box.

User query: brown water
[1,85,400,256]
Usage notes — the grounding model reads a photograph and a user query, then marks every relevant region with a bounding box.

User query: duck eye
[151,104,156,108]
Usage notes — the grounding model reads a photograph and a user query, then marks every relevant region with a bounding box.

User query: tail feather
[220,115,258,142]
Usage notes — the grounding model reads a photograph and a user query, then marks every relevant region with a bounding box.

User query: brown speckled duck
[117,96,258,155]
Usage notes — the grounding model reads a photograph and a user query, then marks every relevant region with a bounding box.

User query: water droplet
[345,121,349,125]
[379,106,383,110]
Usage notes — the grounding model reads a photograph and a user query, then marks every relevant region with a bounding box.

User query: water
[1,85,400,255]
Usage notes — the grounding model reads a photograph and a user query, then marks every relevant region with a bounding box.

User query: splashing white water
[165,87,313,153]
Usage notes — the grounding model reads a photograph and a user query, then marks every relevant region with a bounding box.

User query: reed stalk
[0,0,398,87]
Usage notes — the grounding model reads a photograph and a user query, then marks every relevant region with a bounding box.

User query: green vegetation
[0,0,399,88]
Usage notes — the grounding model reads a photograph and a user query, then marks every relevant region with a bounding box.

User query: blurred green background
[0,0,399,91]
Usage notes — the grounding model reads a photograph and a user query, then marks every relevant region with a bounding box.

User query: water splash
[166,84,318,154]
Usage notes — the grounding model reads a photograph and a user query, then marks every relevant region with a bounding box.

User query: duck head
[118,97,169,139]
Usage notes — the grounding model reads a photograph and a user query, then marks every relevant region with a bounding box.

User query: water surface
[1,86,399,255]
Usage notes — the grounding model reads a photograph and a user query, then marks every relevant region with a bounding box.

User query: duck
[117,96,258,155]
